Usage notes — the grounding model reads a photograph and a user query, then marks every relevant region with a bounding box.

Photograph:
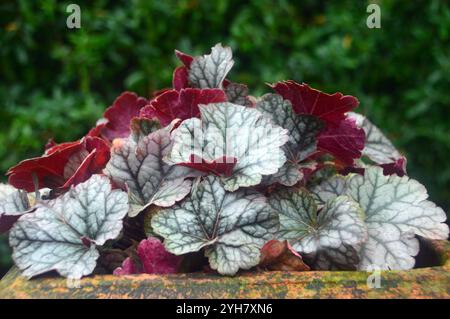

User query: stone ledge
[0,240,448,299]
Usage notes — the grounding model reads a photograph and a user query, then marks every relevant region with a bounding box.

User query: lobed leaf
[272,81,358,125]
[105,123,197,216]
[224,82,254,107]
[151,176,279,275]
[311,167,449,270]
[257,94,323,186]
[272,81,365,165]
[166,102,289,191]
[9,175,129,279]
[188,43,234,89]
[269,188,367,270]
[348,112,402,164]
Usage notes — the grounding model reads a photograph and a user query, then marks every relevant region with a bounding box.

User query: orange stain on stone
[0,240,448,299]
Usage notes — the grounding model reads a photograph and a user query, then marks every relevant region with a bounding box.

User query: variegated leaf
[151,176,279,275]
[269,189,367,270]
[311,167,449,270]
[0,184,30,217]
[348,112,402,164]
[224,82,253,107]
[167,102,289,191]
[257,94,323,186]
[188,43,234,89]
[105,124,196,217]
[9,175,128,279]
[311,174,348,205]
[0,184,31,232]
[130,117,162,143]
[303,244,360,270]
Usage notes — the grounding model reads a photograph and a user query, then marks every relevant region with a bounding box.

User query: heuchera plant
[1,43,448,279]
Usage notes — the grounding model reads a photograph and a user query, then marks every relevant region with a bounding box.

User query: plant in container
[0,44,448,299]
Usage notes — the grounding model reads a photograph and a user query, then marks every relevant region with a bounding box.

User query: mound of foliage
[1,44,448,279]
[2,1,449,276]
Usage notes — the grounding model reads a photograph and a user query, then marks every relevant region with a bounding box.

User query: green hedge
[1,0,449,276]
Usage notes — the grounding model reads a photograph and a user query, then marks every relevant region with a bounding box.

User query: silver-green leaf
[151,176,279,275]
[269,189,367,269]
[167,102,289,191]
[9,175,128,279]
[105,124,197,216]
[224,82,253,107]
[311,174,348,205]
[348,112,402,164]
[0,184,30,217]
[257,94,323,186]
[311,166,449,270]
[188,43,234,89]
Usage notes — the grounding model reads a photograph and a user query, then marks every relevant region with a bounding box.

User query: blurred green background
[0,0,449,277]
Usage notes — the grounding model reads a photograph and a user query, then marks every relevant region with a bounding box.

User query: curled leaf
[172,66,190,91]
[9,175,129,279]
[151,176,279,275]
[380,157,407,177]
[175,49,194,67]
[272,81,358,125]
[172,50,194,91]
[348,112,407,175]
[188,43,234,89]
[167,102,289,191]
[7,136,110,192]
[259,240,310,271]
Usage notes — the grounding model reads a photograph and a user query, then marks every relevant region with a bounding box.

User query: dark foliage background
[0,0,449,277]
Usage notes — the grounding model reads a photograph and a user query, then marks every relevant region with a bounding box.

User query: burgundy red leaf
[140,88,227,126]
[271,81,359,125]
[87,119,107,138]
[101,92,148,141]
[380,157,407,177]
[0,215,21,233]
[175,49,194,67]
[7,137,110,192]
[113,237,182,275]
[170,50,194,91]
[317,118,365,166]
[272,81,364,165]
[172,66,190,91]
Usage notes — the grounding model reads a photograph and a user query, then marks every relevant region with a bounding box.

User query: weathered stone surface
[0,240,448,299]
